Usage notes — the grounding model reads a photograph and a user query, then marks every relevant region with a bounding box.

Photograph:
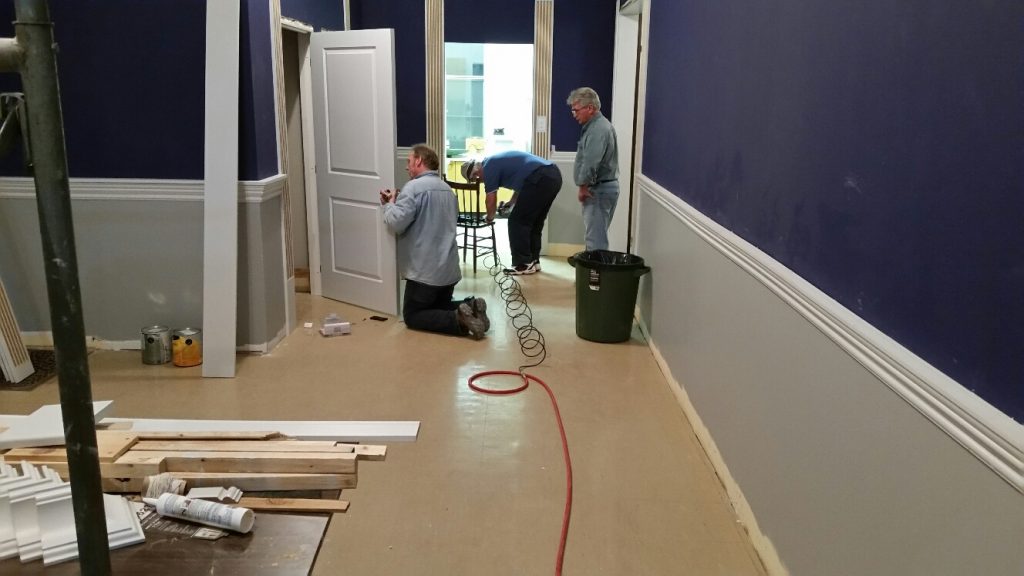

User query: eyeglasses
[571,105,589,115]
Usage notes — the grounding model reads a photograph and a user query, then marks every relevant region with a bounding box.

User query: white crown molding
[638,173,1024,493]
[0,174,287,204]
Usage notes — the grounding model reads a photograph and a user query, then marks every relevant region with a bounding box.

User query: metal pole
[13,0,111,573]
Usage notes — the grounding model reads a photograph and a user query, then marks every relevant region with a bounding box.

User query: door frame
[278,16,322,298]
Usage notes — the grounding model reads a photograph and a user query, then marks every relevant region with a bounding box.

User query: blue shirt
[481,150,554,194]
[573,111,618,187]
[382,171,461,287]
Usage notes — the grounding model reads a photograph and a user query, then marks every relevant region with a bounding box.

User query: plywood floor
[0,255,767,575]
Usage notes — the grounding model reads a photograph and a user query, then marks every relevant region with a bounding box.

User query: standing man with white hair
[567,86,619,251]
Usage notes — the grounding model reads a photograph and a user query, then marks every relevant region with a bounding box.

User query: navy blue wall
[0,0,279,181]
[550,0,617,153]
[642,1,1024,421]
[0,0,206,179]
[445,0,534,44]
[239,0,278,180]
[351,0,425,146]
[280,0,344,31]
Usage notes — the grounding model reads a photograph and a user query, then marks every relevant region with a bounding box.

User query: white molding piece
[203,0,241,379]
[11,472,63,562]
[0,401,114,450]
[100,417,420,443]
[239,173,287,203]
[0,176,285,204]
[37,490,144,565]
[638,174,1024,493]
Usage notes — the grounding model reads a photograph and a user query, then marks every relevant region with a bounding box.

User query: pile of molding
[0,402,419,519]
[3,430,388,497]
[0,459,144,566]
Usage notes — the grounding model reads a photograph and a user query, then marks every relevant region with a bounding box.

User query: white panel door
[310,29,398,315]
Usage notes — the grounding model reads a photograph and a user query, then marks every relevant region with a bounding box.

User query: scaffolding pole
[13,0,111,573]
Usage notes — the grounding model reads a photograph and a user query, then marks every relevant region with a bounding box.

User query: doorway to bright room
[444,42,533,260]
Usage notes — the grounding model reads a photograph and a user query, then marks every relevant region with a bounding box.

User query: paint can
[140,325,171,365]
[172,327,203,367]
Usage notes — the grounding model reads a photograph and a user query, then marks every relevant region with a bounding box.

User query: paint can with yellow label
[172,327,203,367]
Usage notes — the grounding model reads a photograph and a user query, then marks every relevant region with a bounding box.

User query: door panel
[311,29,398,315]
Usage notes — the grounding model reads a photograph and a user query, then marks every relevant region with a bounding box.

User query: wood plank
[237,497,349,513]
[96,431,139,461]
[100,417,419,442]
[339,443,387,461]
[116,450,358,474]
[130,440,343,452]
[2,431,136,462]
[102,472,357,493]
[33,456,166,478]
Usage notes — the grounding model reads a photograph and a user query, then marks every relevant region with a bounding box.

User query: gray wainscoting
[634,176,1024,575]
[0,177,287,351]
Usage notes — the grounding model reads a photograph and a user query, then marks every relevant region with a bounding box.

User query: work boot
[471,297,490,331]
[457,303,486,340]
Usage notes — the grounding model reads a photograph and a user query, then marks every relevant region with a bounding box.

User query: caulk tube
[143,492,255,533]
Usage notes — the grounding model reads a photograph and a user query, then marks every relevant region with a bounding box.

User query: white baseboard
[22,331,286,355]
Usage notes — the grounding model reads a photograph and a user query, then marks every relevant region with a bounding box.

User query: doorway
[282,28,310,293]
[443,42,533,187]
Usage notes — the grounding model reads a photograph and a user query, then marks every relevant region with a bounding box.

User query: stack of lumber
[2,430,387,495]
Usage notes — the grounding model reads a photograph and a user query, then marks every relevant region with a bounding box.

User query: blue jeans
[582,181,619,251]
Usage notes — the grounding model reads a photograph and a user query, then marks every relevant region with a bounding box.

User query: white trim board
[100,418,420,443]
[637,174,1024,493]
[203,0,241,378]
[0,402,115,450]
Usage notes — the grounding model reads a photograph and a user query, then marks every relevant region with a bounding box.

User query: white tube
[143,493,254,534]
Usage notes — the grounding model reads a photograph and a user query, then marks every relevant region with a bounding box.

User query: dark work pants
[508,164,562,267]
[402,279,470,336]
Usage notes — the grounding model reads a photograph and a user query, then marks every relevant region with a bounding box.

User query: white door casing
[310,29,398,315]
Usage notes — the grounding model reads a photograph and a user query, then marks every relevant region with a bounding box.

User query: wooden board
[130,440,345,452]
[33,455,166,478]
[2,431,137,463]
[115,450,358,474]
[102,472,357,493]
[237,497,349,513]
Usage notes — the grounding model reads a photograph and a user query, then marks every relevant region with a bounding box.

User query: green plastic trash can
[568,250,651,343]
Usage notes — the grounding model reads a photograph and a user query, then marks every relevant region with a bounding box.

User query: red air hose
[468,370,573,576]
